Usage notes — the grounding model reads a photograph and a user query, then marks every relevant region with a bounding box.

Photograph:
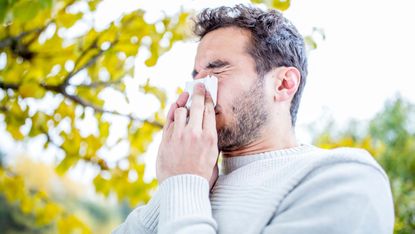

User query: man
[114,4,394,234]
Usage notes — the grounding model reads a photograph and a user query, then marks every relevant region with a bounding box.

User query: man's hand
[156,83,219,189]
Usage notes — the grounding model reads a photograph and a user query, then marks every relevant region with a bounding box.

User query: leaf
[99,121,110,138]
[55,101,75,119]
[93,174,111,197]
[56,12,82,28]
[114,43,139,57]
[140,79,167,109]
[39,0,52,8]
[56,154,78,175]
[88,0,100,11]
[272,0,290,11]
[304,36,317,50]
[98,23,118,45]
[35,202,62,226]
[18,81,46,98]
[6,123,24,140]
[20,195,35,214]
[29,112,49,137]
[0,0,8,23]
[57,214,91,234]
[12,0,40,22]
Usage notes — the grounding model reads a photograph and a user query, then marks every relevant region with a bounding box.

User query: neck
[221,123,298,158]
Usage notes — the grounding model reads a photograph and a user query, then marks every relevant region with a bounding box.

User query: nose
[194,69,211,80]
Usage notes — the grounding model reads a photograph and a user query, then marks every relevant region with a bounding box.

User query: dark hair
[193,4,308,126]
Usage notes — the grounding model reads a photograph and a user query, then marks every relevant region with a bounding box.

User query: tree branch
[0,80,163,128]
[75,78,123,88]
[0,105,8,112]
[0,81,19,90]
[58,88,163,128]
[0,20,54,50]
[40,126,63,150]
[61,37,118,88]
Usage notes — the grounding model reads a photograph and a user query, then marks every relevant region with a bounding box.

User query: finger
[173,107,188,135]
[203,90,216,132]
[188,83,206,129]
[165,92,189,128]
[162,92,189,140]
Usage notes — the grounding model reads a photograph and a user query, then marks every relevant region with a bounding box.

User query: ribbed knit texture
[159,174,212,223]
[113,145,395,234]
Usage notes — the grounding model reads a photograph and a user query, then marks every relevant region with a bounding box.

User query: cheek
[216,81,232,109]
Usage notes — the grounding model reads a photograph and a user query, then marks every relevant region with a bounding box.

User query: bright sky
[1,0,415,186]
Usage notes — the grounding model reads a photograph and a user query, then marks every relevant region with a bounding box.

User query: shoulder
[271,146,395,233]
[295,146,389,181]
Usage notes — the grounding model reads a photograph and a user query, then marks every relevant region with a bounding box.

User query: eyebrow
[192,59,230,79]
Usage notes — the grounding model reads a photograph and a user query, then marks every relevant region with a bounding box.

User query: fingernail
[205,91,212,100]
[195,83,205,92]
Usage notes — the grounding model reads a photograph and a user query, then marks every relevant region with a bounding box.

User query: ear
[273,67,301,102]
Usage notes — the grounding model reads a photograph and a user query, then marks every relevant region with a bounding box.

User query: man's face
[193,27,269,152]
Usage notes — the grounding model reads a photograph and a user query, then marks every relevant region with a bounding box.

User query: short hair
[193,4,308,126]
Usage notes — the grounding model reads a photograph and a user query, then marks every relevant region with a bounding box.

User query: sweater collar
[221,144,317,174]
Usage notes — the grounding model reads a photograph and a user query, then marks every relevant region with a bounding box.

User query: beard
[217,77,269,152]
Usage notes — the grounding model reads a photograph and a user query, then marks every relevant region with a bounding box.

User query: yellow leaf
[56,12,82,28]
[58,214,91,234]
[6,124,25,140]
[272,0,290,11]
[98,24,118,45]
[176,86,183,95]
[20,195,35,214]
[55,101,75,119]
[140,79,167,108]
[35,202,62,226]
[18,81,45,98]
[114,43,139,56]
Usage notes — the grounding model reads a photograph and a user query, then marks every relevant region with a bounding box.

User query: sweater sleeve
[262,162,395,234]
[157,174,217,234]
[112,190,161,234]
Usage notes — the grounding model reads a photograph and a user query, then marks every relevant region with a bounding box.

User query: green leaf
[12,0,40,22]
[39,0,52,8]
[304,36,317,50]
[0,0,8,23]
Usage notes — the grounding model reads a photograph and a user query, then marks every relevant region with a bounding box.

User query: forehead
[194,27,252,68]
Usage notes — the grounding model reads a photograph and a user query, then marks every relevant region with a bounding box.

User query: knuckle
[173,131,184,140]
[204,105,213,114]
[169,103,176,110]
[203,132,216,145]
[191,100,203,109]
[174,107,186,116]
[187,128,201,140]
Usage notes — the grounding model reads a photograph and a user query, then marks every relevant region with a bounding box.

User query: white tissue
[184,75,218,109]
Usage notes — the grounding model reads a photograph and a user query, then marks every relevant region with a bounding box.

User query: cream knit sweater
[113,145,394,234]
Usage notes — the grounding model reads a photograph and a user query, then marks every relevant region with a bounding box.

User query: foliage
[0,0,317,232]
[313,96,415,233]
[0,0,193,232]
[0,155,126,233]
[0,167,91,233]
[0,0,191,207]
[251,0,290,11]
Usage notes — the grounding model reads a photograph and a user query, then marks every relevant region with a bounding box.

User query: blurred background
[1,0,414,233]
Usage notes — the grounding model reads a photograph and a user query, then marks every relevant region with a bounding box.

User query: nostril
[214,105,220,114]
